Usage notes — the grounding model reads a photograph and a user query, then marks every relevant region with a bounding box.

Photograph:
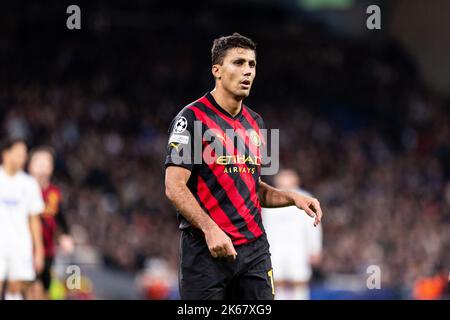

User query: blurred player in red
[27,146,74,300]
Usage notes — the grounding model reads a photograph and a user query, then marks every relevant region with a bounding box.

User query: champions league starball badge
[174,116,188,134]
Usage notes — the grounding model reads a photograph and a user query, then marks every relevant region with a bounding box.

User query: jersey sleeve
[28,177,45,216]
[164,107,196,171]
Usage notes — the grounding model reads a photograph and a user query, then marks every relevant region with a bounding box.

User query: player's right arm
[164,108,237,260]
[165,166,237,259]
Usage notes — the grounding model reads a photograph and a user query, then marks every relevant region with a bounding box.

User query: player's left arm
[56,201,75,254]
[56,204,70,234]
[258,179,323,226]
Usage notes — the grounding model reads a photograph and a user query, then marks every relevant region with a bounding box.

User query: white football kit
[262,189,322,299]
[0,167,45,281]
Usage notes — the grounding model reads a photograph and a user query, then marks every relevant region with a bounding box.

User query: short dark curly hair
[0,138,26,153]
[211,33,256,65]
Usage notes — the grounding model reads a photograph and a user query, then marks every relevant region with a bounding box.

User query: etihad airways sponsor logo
[215,155,262,166]
[223,166,256,174]
[216,154,261,175]
[168,121,280,175]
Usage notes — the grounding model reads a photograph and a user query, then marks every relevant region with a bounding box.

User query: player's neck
[2,164,19,176]
[210,88,242,117]
[38,178,50,189]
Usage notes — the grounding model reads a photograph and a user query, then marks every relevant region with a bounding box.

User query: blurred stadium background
[1,0,449,299]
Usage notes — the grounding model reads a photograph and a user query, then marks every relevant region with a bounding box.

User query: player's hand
[34,247,45,274]
[204,225,238,260]
[59,234,75,255]
[292,194,323,227]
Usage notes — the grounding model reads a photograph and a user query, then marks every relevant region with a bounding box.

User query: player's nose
[243,69,252,78]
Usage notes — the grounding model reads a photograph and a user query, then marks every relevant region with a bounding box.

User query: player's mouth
[240,79,251,89]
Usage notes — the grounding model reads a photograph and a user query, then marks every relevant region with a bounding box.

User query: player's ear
[212,64,221,80]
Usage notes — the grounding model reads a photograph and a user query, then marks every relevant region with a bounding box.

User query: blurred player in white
[262,169,322,300]
[0,139,45,300]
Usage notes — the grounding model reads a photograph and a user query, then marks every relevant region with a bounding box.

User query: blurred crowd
[270,90,450,291]
[1,1,449,297]
[1,86,179,271]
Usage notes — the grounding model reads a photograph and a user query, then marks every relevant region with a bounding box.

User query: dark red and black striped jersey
[41,184,67,257]
[165,92,266,245]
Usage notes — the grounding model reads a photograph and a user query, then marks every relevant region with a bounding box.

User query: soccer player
[27,146,74,300]
[164,33,323,300]
[0,139,45,300]
[262,169,322,300]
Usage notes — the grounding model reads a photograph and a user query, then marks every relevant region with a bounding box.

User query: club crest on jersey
[249,130,261,147]
[173,117,188,134]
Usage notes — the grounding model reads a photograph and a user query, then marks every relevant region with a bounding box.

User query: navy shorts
[179,229,275,300]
